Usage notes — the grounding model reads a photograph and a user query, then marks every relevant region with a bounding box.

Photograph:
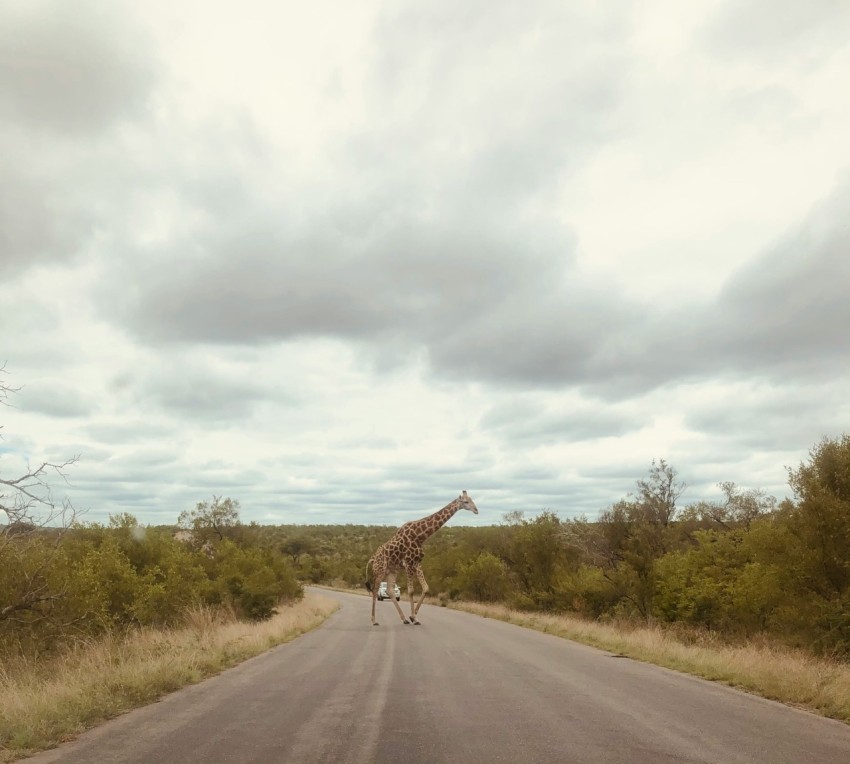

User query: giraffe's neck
[408,499,461,543]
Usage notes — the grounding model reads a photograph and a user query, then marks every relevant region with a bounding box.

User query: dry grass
[449,602,850,724]
[0,593,338,762]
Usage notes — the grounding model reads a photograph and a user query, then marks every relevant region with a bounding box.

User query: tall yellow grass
[0,593,338,762]
[450,602,850,724]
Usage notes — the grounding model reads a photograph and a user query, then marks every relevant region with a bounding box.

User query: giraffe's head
[457,490,478,514]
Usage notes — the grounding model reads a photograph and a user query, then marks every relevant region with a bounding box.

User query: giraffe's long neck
[409,499,461,543]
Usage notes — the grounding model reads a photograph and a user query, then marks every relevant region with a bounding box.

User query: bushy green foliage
[780,436,850,654]
[5,433,850,663]
[209,540,303,620]
[653,528,785,631]
[178,496,242,544]
[454,552,511,602]
[0,499,302,658]
[1,377,302,661]
[275,436,850,658]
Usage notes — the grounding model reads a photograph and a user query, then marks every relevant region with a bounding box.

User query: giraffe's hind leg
[412,565,429,622]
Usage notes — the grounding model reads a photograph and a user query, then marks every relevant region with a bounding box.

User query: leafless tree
[1,366,80,625]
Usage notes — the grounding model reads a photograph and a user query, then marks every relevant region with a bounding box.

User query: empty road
[27,588,850,763]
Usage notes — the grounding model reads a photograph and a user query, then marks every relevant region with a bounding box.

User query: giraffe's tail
[364,556,374,592]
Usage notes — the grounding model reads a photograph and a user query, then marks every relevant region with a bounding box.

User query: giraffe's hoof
[413,620,421,625]
[372,622,379,626]
[403,619,409,624]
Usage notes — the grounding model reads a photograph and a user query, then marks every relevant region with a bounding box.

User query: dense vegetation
[274,436,850,658]
[0,498,302,659]
[3,368,849,663]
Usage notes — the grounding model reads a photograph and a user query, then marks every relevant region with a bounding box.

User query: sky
[2,0,849,528]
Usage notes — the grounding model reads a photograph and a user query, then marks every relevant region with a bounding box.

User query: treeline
[277,435,850,657]
[4,425,847,662]
[0,498,301,658]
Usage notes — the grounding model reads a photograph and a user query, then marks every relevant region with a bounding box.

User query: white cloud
[1,0,849,526]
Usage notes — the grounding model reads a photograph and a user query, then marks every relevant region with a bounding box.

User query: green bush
[209,540,302,621]
[454,552,511,602]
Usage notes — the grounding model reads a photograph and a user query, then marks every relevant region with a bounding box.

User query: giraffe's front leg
[370,562,383,625]
[413,565,430,621]
[405,565,419,624]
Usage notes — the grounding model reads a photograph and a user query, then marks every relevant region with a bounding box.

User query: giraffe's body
[365,491,478,625]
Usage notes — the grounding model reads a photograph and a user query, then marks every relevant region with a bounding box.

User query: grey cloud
[577,180,850,396]
[59,433,646,524]
[126,358,278,423]
[0,152,104,275]
[578,462,652,480]
[507,467,561,482]
[98,189,599,348]
[364,464,497,495]
[0,138,148,275]
[0,169,87,274]
[684,385,848,451]
[70,453,270,520]
[288,461,615,520]
[93,0,631,363]
[702,0,850,62]
[363,0,629,218]
[334,437,398,451]
[480,398,644,443]
[0,2,158,277]
[19,384,94,419]
[100,175,850,400]
[571,461,775,516]
[150,377,258,422]
[0,2,156,135]
[721,85,816,138]
[707,185,850,370]
[104,449,185,470]
[83,421,179,446]
[428,283,636,389]
[479,481,621,518]
[54,0,850,409]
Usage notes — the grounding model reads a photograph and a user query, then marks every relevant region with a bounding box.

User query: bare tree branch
[1,370,80,630]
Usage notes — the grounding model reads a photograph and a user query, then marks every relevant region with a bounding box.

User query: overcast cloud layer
[2,0,849,527]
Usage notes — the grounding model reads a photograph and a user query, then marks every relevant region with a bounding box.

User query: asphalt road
[27,588,850,763]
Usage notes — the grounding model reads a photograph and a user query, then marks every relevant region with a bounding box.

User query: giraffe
[365,490,478,626]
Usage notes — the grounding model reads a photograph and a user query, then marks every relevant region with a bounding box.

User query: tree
[635,459,686,530]
[787,435,850,599]
[653,526,787,632]
[454,552,510,602]
[682,482,776,531]
[565,460,686,619]
[178,496,241,545]
[499,511,576,609]
[209,540,302,620]
[1,369,80,628]
[281,535,313,566]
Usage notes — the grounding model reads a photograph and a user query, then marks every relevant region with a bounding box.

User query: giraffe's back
[378,535,421,567]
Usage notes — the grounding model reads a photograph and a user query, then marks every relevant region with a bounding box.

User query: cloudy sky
[2,0,849,527]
